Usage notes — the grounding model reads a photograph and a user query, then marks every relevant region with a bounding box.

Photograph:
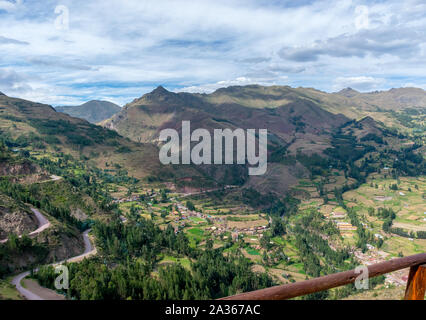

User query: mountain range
[99,85,425,195]
[1,85,424,197]
[102,85,426,141]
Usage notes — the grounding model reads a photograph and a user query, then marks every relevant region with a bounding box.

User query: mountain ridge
[100,84,409,195]
[103,84,426,145]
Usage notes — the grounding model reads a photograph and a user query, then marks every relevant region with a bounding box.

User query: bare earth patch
[393,222,426,232]
[22,279,65,300]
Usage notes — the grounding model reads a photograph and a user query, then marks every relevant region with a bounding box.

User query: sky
[0,0,425,106]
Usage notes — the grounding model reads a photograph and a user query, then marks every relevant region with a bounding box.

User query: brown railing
[221,252,426,300]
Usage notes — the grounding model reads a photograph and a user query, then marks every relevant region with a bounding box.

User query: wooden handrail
[220,252,426,300]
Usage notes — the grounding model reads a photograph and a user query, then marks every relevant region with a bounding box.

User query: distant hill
[333,87,426,110]
[55,100,121,123]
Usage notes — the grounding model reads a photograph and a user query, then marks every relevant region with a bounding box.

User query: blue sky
[0,0,425,106]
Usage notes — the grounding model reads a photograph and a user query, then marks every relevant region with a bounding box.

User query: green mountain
[55,100,121,124]
[1,86,424,197]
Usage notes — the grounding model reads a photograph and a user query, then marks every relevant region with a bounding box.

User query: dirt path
[11,271,42,300]
[38,175,62,184]
[54,229,96,265]
[179,185,237,198]
[29,208,51,236]
[392,222,426,232]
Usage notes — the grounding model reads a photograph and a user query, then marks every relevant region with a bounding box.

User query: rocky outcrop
[0,160,39,176]
[0,194,39,239]
[71,208,88,221]
[43,229,85,263]
[0,209,38,239]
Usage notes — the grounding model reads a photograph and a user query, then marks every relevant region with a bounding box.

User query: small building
[232,232,239,241]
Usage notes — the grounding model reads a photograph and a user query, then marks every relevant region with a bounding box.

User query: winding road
[11,270,42,300]
[11,229,96,300]
[2,174,97,299]
[0,174,60,244]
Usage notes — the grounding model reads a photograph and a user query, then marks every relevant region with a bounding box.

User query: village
[112,188,271,248]
[109,173,425,292]
[353,248,409,287]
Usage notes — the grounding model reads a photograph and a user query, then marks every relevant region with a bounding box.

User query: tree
[186,201,195,211]
[271,217,286,236]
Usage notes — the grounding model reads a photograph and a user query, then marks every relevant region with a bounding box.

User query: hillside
[192,85,425,135]
[299,86,425,135]
[103,86,348,142]
[0,192,38,239]
[103,85,426,139]
[1,88,420,198]
[0,93,194,182]
[55,100,121,124]
[0,145,86,275]
[101,85,426,195]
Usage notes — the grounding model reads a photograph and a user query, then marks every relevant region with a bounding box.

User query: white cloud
[179,76,288,93]
[0,0,22,12]
[402,82,426,90]
[0,0,425,104]
[332,76,386,92]
[0,68,32,93]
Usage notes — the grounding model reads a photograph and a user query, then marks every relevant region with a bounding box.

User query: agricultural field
[343,175,426,256]
[106,168,424,300]
[1,125,424,301]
